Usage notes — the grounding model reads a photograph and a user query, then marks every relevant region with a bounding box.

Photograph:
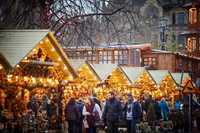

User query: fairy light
[24,76,28,81]
[40,41,44,44]
[51,48,55,52]
[58,57,62,61]
[32,77,36,84]
[16,65,20,68]
[0,65,3,70]
[45,38,49,43]
[64,66,67,70]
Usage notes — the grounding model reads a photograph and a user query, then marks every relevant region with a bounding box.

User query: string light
[51,48,55,52]
[45,39,49,43]
[40,41,43,44]
[58,57,62,61]
[0,65,3,70]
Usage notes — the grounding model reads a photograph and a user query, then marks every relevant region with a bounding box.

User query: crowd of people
[0,91,200,133]
[64,91,185,133]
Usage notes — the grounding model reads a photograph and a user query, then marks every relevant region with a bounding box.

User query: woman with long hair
[82,97,101,133]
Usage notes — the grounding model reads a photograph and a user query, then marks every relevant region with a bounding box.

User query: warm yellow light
[7,75,13,78]
[64,66,67,70]
[32,77,36,83]
[58,57,62,61]
[15,76,18,79]
[16,65,20,68]
[24,76,28,81]
[40,41,44,44]
[24,57,27,60]
[39,78,43,82]
[51,48,55,52]
[45,39,49,43]
[68,75,73,80]
[33,48,37,52]
[0,65,3,70]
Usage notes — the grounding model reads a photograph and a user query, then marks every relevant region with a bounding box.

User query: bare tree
[0,0,161,47]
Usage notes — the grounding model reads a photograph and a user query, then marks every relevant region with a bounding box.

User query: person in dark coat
[102,92,122,133]
[124,93,142,133]
[77,98,84,133]
[65,98,81,133]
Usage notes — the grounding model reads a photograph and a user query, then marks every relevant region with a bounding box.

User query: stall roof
[148,70,172,85]
[119,66,146,84]
[0,29,77,78]
[69,59,86,71]
[88,63,118,81]
[171,73,191,86]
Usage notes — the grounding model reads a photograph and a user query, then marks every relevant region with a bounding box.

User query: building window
[189,8,197,24]
[176,12,187,25]
[187,37,197,52]
[177,35,186,48]
[143,57,156,66]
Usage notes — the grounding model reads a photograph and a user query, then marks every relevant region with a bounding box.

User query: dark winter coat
[102,98,122,122]
[65,103,80,121]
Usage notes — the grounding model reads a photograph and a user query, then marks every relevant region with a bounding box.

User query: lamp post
[160,17,168,50]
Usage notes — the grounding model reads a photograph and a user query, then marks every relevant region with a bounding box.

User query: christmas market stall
[171,73,191,87]
[120,66,157,98]
[98,66,131,100]
[74,63,117,100]
[148,70,178,103]
[0,30,77,128]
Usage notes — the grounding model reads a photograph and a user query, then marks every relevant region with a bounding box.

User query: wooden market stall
[0,30,77,112]
[148,70,178,103]
[120,66,157,99]
[100,66,131,100]
[72,62,117,100]
[171,73,191,87]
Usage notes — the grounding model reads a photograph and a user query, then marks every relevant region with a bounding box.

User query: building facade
[142,49,200,80]
[65,44,152,66]
[160,0,200,56]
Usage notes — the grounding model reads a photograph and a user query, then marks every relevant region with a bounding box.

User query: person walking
[159,98,169,121]
[124,93,142,133]
[82,97,101,133]
[65,97,81,133]
[77,98,84,133]
[102,92,122,133]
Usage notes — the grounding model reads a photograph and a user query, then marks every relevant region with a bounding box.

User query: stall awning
[0,30,77,78]
[119,66,146,84]
[88,63,118,81]
[148,70,173,85]
[0,30,48,68]
[171,73,191,86]
[69,59,86,71]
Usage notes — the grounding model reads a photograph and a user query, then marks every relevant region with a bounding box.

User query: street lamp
[160,17,168,50]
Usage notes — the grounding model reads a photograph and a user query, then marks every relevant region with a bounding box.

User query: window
[187,37,197,52]
[189,8,197,24]
[143,57,157,66]
[177,35,186,48]
[176,12,187,25]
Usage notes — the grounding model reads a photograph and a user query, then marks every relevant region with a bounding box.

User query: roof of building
[0,29,77,77]
[148,70,171,84]
[171,73,191,86]
[88,63,118,81]
[69,59,86,71]
[65,43,151,50]
[0,30,49,68]
[152,49,200,60]
[119,66,146,84]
